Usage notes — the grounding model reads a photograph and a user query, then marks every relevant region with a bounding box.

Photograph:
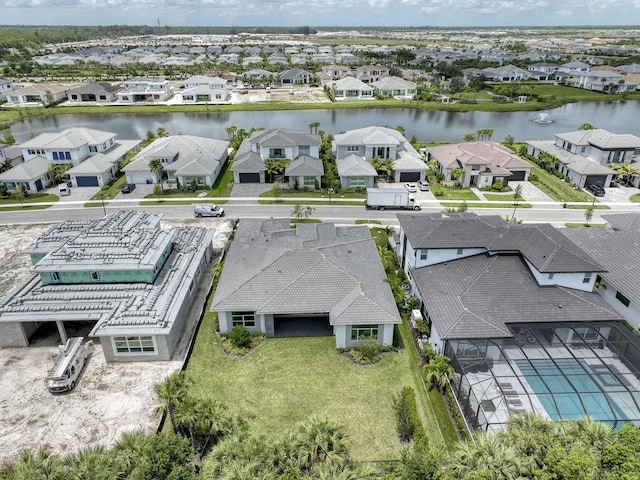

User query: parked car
[418,180,431,191]
[120,183,136,194]
[588,184,605,197]
[194,204,225,217]
[405,182,417,193]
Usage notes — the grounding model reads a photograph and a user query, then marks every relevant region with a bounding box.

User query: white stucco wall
[430,323,444,355]
[525,259,596,292]
[595,279,640,330]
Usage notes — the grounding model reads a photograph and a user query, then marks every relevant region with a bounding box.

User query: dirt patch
[0,219,232,464]
[229,87,330,104]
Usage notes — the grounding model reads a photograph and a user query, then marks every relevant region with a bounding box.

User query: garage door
[399,172,421,182]
[239,173,260,183]
[509,170,526,181]
[75,176,100,187]
[585,176,607,187]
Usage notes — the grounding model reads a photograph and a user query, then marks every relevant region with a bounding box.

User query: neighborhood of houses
[1,110,640,437]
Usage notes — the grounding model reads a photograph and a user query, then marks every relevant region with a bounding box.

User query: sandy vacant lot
[0,219,232,465]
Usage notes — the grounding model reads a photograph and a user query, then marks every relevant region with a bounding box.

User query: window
[581,146,587,153]
[350,177,365,187]
[457,248,463,255]
[347,145,359,152]
[113,336,156,354]
[122,96,129,101]
[232,311,256,327]
[548,273,554,280]
[303,176,315,187]
[50,272,61,283]
[583,272,592,284]
[90,271,100,282]
[573,327,598,341]
[351,324,378,342]
[616,291,631,307]
[420,249,428,260]
[89,146,97,153]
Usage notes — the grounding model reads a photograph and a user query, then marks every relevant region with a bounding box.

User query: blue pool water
[516,359,628,422]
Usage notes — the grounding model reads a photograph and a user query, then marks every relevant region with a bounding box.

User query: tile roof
[0,156,49,181]
[19,127,116,150]
[249,128,320,148]
[555,129,640,149]
[526,141,616,175]
[411,254,620,340]
[285,154,324,176]
[562,224,640,307]
[211,219,400,326]
[426,142,532,170]
[336,154,377,176]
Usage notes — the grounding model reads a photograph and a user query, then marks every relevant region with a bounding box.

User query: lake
[8,100,640,143]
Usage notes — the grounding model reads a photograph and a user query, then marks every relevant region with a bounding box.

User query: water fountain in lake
[533,112,553,124]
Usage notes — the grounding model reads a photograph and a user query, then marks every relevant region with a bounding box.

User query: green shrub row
[392,386,427,446]
[442,383,469,441]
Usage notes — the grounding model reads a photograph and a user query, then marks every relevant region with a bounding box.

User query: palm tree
[294,415,349,473]
[504,412,557,468]
[113,429,148,474]
[464,133,476,142]
[225,125,238,141]
[447,433,525,480]
[309,121,320,134]
[148,159,164,190]
[511,184,523,221]
[564,416,614,452]
[154,371,190,434]
[61,445,120,480]
[609,162,638,186]
[423,355,453,391]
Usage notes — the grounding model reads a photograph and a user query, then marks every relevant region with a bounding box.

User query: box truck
[46,337,94,393]
[365,188,421,211]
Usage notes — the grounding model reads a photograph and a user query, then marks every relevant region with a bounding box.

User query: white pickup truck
[46,337,93,393]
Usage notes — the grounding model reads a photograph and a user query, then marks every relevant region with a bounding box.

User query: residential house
[356,65,390,83]
[426,141,532,188]
[116,77,173,103]
[0,79,16,100]
[335,154,377,189]
[321,64,352,79]
[565,70,635,93]
[67,81,119,103]
[330,77,374,100]
[557,61,590,73]
[180,85,230,103]
[280,68,313,85]
[1,127,140,190]
[183,75,227,90]
[211,219,400,348]
[397,212,640,432]
[562,213,640,330]
[371,76,417,99]
[0,210,215,363]
[526,129,640,188]
[6,84,71,106]
[334,126,426,183]
[242,69,275,82]
[527,62,559,75]
[242,55,264,67]
[0,143,23,168]
[231,128,321,184]
[123,135,229,188]
[482,65,529,82]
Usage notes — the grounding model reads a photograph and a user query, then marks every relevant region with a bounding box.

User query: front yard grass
[185,312,446,460]
[526,165,593,202]
[0,193,58,205]
[260,188,366,199]
[433,189,479,201]
[630,193,640,203]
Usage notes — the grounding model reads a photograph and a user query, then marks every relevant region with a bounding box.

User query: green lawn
[0,193,58,205]
[527,165,593,202]
[565,223,607,228]
[434,189,479,201]
[185,314,444,460]
[630,194,640,203]
[260,188,366,199]
[441,202,531,209]
[89,176,126,202]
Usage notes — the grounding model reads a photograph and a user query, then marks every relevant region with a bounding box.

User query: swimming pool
[517,358,629,423]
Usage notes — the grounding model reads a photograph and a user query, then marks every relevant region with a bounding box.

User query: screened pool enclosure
[447,322,640,433]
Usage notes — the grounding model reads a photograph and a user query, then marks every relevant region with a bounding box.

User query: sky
[1,0,640,27]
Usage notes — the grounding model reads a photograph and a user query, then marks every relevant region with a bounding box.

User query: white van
[194,204,225,217]
[46,337,94,393]
[58,184,70,196]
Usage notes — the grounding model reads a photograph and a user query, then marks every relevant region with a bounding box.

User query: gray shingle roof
[562,225,640,307]
[211,219,400,326]
[411,254,620,340]
[426,142,532,170]
[336,154,377,176]
[555,129,640,150]
[249,128,320,148]
[526,140,616,175]
[285,154,324,176]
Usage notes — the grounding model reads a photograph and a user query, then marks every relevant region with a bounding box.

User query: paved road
[0,201,630,227]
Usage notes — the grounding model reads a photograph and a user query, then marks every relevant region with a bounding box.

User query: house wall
[525,259,596,291]
[40,269,156,285]
[0,321,36,347]
[400,234,486,273]
[339,175,374,189]
[288,175,321,189]
[595,279,640,330]
[335,323,395,348]
[232,171,266,183]
[101,334,169,362]
[430,323,445,355]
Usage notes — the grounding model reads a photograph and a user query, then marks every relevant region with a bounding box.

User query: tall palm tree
[423,355,453,391]
[309,121,320,134]
[154,371,190,434]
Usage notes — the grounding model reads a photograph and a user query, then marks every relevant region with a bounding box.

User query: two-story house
[333,126,427,188]
[116,77,173,103]
[356,65,390,83]
[527,129,640,188]
[397,213,640,434]
[0,210,215,363]
[231,129,323,187]
[0,127,140,191]
[426,141,532,188]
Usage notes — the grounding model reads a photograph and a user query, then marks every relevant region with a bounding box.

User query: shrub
[421,345,436,362]
[491,182,504,191]
[415,318,430,337]
[528,174,538,182]
[229,325,252,349]
[430,183,444,197]
[352,340,381,364]
[392,387,427,445]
